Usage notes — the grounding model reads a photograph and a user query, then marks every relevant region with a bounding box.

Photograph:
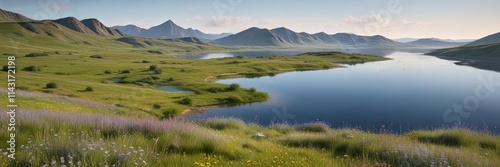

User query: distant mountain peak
[162,20,176,25]
[215,27,287,46]
[53,17,97,35]
[137,20,230,40]
[273,27,289,30]
[409,38,468,48]
[314,32,329,35]
[81,18,123,37]
[112,24,146,36]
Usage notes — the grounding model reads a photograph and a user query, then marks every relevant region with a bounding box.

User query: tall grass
[0,110,498,166]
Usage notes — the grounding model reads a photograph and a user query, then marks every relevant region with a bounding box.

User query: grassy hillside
[0,109,498,166]
[426,42,500,59]
[426,43,500,72]
[0,50,386,118]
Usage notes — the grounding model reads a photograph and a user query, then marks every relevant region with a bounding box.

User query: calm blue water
[177,48,429,59]
[158,86,192,93]
[181,51,500,133]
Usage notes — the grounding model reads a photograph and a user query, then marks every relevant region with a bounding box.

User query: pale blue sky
[1,0,499,39]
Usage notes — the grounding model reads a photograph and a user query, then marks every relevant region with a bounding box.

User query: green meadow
[0,30,387,117]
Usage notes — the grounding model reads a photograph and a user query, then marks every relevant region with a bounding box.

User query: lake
[177,48,430,58]
[180,51,500,133]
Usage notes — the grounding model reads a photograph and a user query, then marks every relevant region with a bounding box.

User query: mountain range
[214,27,411,47]
[425,35,500,72]
[408,38,468,48]
[51,17,123,37]
[426,32,500,58]
[393,38,475,43]
[1,8,498,49]
[113,21,231,40]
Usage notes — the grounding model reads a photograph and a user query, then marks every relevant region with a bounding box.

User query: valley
[0,5,499,167]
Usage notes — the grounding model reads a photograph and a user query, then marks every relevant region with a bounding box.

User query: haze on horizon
[1,0,499,39]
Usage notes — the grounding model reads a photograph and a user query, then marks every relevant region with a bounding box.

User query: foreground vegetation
[0,110,498,166]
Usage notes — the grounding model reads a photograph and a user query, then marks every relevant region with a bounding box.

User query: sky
[1,0,499,39]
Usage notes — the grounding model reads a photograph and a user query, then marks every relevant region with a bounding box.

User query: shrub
[104,70,112,74]
[202,118,245,130]
[226,83,240,91]
[207,87,223,93]
[181,97,193,106]
[249,87,257,92]
[148,50,162,54]
[121,69,131,74]
[142,60,151,63]
[25,53,48,57]
[46,82,58,89]
[24,65,40,71]
[85,86,94,92]
[162,108,177,119]
[2,65,9,72]
[167,77,174,82]
[153,104,161,109]
[89,55,103,59]
[295,122,330,133]
[154,69,162,74]
[149,65,158,71]
[226,96,242,103]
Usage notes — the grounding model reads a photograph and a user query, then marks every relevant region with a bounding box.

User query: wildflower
[51,159,57,166]
[60,157,65,164]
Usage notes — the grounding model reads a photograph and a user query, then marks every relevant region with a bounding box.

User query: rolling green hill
[426,42,500,59]
[0,8,33,22]
[426,43,500,72]
[466,32,500,46]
